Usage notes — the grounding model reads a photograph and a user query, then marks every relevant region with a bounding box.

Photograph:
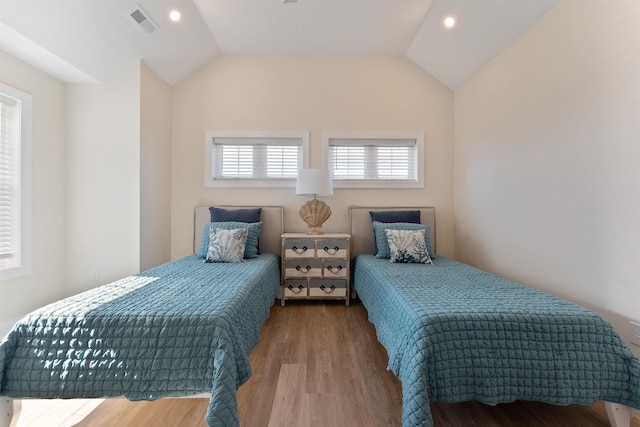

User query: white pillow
[205,227,249,263]
[385,229,433,264]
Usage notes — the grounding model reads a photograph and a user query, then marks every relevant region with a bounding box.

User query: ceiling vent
[128,6,158,36]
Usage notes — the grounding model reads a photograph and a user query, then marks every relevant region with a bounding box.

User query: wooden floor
[13,300,640,427]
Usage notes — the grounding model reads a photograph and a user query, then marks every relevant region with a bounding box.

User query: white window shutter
[0,82,31,280]
[0,93,19,258]
[326,133,423,188]
[205,131,309,187]
[329,138,417,180]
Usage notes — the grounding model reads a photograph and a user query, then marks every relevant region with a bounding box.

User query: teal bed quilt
[353,254,640,426]
[0,253,281,427]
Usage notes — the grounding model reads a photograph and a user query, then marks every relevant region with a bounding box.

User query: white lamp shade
[296,169,333,196]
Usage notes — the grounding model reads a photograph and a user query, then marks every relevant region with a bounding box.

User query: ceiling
[0,0,559,90]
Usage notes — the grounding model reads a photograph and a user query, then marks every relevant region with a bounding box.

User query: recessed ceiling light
[444,16,456,28]
[169,10,181,22]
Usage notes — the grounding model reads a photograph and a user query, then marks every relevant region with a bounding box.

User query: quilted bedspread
[353,254,640,427]
[0,253,281,427]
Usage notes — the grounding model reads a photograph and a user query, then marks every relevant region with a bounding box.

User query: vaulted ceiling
[0,0,559,90]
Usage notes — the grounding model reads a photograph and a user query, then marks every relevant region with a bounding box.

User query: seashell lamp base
[299,198,331,235]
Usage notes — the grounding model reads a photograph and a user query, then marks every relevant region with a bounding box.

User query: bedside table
[281,233,351,306]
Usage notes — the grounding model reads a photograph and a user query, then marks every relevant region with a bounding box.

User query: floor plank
[268,364,308,427]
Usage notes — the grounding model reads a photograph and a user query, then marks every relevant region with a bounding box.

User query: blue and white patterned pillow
[373,221,434,259]
[205,227,249,263]
[198,222,262,259]
[385,229,433,264]
[369,211,421,254]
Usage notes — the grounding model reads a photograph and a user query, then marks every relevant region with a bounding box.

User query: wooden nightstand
[281,233,351,306]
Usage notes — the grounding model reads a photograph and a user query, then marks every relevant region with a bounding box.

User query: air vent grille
[130,9,146,24]
[128,6,157,36]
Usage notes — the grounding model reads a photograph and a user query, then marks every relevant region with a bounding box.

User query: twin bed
[1,205,639,427]
[350,206,640,427]
[1,205,283,427]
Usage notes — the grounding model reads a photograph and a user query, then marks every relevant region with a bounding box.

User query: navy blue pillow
[369,210,421,255]
[210,207,262,223]
[369,210,420,224]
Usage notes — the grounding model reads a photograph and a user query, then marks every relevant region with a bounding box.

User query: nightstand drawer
[283,279,308,297]
[284,240,315,258]
[309,279,347,298]
[285,259,322,277]
[323,259,348,277]
[317,240,348,258]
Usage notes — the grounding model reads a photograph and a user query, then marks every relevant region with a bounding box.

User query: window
[0,82,31,279]
[205,130,309,187]
[323,132,424,188]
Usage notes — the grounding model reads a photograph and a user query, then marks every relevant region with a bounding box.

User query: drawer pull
[320,285,336,294]
[326,265,343,274]
[295,265,311,274]
[291,246,308,254]
[323,246,340,255]
[288,285,305,294]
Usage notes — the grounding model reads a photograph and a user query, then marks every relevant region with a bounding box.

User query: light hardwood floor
[13,300,640,427]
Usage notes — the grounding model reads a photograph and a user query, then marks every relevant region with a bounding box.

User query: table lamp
[296,169,333,235]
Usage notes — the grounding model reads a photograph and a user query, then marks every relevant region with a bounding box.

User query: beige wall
[454,0,640,352]
[65,61,141,295]
[140,62,172,271]
[1,57,169,330]
[171,54,455,259]
[0,51,67,323]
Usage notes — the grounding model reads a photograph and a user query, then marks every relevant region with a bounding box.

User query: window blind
[328,138,417,181]
[0,92,19,258]
[211,136,303,180]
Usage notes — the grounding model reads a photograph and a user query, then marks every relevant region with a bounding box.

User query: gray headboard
[348,206,436,257]
[194,205,284,255]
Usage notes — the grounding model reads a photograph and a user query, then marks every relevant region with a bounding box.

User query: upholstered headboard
[194,205,284,255]
[348,206,436,257]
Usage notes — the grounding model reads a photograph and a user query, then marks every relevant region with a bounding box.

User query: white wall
[140,62,172,271]
[171,54,455,259]
[454,0,640,351]
[65,61,141,295]
[0,51,66,324]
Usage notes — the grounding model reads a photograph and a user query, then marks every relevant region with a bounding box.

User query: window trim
[322,131,424,189]
[0,82,32,280]
[204,130,309,188]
